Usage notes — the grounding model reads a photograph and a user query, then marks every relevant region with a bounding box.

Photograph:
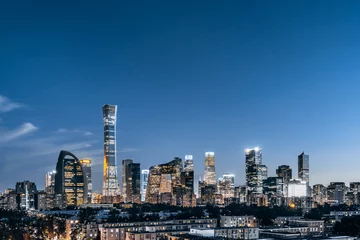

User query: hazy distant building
[276,165,292,183]
[312,184,326,205]
[145,158,182,205]
[141,170,149,202]
[122,159,141,203]
[204,152,216,185]
[102,104,120,199]
[80,158,92,204]
[327,182,346,205]
[218,174,235,200]
[349,182,360,205]
[298,152,309,184]
[55,150,87,208]
[245,147,263,199]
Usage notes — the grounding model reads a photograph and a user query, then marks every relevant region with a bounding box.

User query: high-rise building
[245,147,263,197]
[145,158,182,205]
[349,182,360,205]
[180,155,195,206]
[141,170,149,202]
[218,174,235,199]
[102,104,120,198]
[80,159,92,204]
[122,159,141,204]
[204,152,216,185]
[183,155,194,190]
[263,177,284,207]
[54,150,87,208]
[45,170,56,209]
[327,182,346,205]
[15,181,38,210]
[298,152,309,184]
[276,165,292,183]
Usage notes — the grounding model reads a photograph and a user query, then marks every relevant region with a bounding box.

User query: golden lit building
[145,158,182,204]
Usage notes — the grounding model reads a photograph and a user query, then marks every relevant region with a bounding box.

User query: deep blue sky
[1,1,360,192]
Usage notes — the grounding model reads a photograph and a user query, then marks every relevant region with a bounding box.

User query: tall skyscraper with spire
[102,104,120,197]
[204,152,216,185]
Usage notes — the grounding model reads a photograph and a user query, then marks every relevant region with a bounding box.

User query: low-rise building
[99,218,217,240]
[220,215,258,228]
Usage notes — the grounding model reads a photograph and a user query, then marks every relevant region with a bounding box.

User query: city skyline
[3,1,360,192]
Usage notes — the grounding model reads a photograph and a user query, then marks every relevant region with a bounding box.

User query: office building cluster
[0,103,359,210]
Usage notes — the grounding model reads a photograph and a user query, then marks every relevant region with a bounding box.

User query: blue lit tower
[102,104,120,197]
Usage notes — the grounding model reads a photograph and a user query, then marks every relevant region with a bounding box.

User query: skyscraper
[204,152,216,185]
[276,165,292,183]
[45,170,56,209]
[245,147,263,196]
[298,152,309,184]
[122,159,141,204]
[102,104,119,198]
[141,170,149,202]
[80,158,92,204]
[218,174,235,199]
[54,150,86,208]
[183,155,194,190]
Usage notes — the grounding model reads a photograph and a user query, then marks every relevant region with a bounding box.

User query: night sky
[2,1,360,192]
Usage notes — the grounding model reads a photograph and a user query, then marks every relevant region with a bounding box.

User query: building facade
[298,152,309,184]
[102,104,120,199]
[276,165,292,183]
[218,174,235,200]
[141,170,149,202]
[245,147,263,202]
[122,159,141,204]
[80,158,92,204]
[54,150,87,208]
[204,152,216,185]
[145,158,182,205]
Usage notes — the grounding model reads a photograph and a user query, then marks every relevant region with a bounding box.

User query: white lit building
[218,174,235,199]
[286,179,307,197]
[141,170,149,202]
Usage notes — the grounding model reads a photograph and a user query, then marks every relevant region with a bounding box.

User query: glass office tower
[102,104,120,197]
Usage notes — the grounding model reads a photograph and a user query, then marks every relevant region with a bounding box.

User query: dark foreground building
[54,150,87,208]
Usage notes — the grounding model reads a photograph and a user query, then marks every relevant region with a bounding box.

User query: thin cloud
[118,147,140,153]
[57,128,93,136]
[0,95,23,113]
[1,122,38,142]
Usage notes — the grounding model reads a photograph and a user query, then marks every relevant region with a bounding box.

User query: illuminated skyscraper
[45,170,56,209]
[245,147,263,197]
[122,159,141,204]
[204,152,216,185]
[298,152,309,184]
[141,170,149,202]
[218,174,235,199]
[54,150,86,208]
[102,104,119,197]
[45,171,56,195]
[79,159,92,203]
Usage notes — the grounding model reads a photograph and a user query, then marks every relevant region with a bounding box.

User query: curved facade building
[55,150,87,207]
[102,104,120,197]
